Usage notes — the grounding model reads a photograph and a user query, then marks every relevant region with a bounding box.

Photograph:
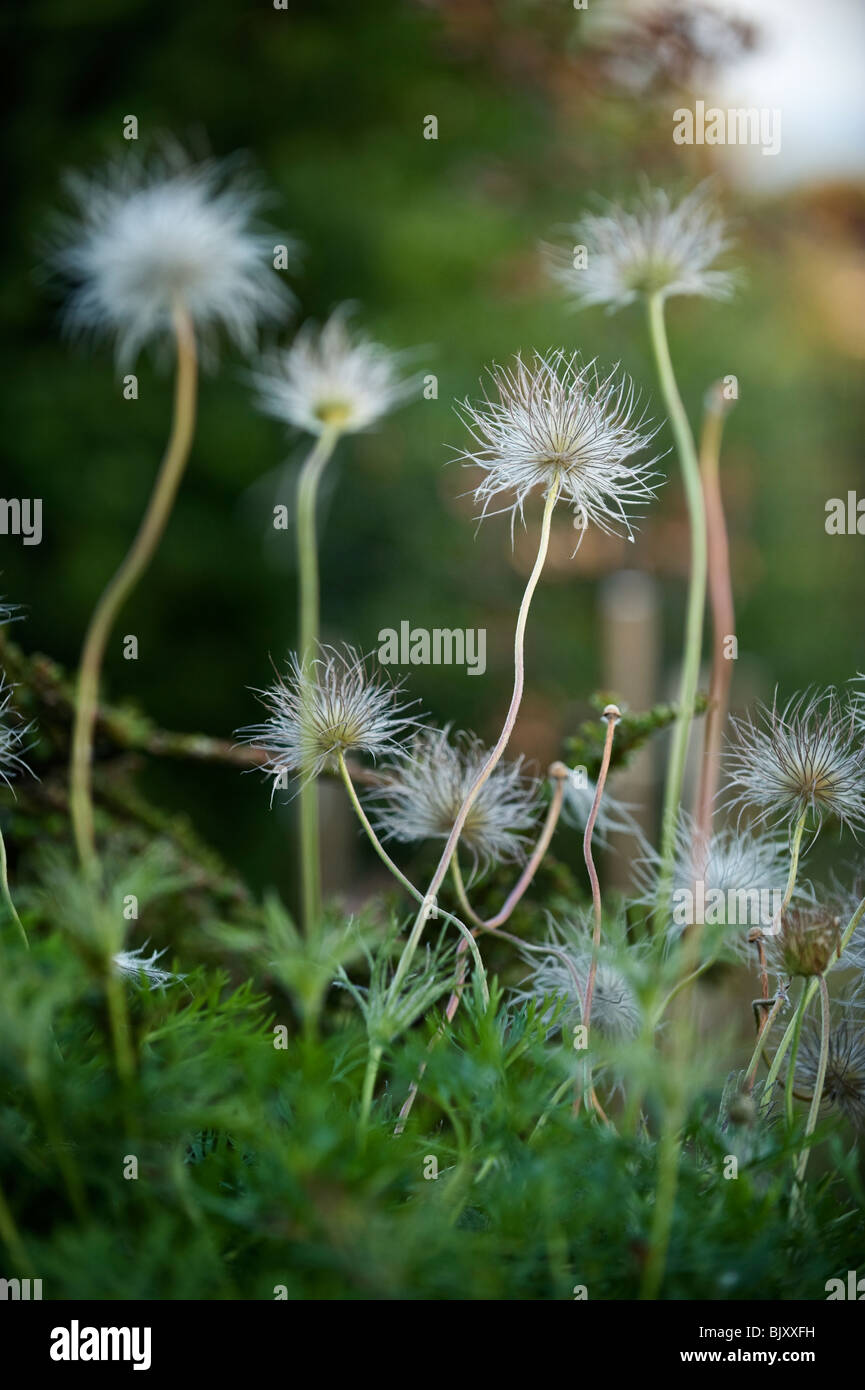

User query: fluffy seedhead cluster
[0,677,34,790]
[796,1015,865,1132]
[457,350,662,536]
[254,304,417,435]
[240,645,421,789]
[55,149,291,366]
[634,815,791,953]
[513,917,642,1043]
[368,726,541,875]
[725,687,865,836]
[548,183,735,310]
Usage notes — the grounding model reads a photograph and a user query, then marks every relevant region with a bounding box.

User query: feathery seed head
[725,687,865,836]
[769,905,841,979]
[254,305,418,436]
[113,946,183,990]
[634,815,791,952]
[368,726,541,875]
[561,767,639,845]
[239,645,421,791]
[457,350,662,536]
[548,182,735,311]
[796,1015,865,1131]
[54,148,292,366]
[512,917,642,1043]
[0,677,34,790]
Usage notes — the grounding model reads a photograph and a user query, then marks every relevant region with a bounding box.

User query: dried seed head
[512,917,642,1043]
[368,726,541,876]
[0,676,34,790]
[725,687,865,836]
[457,350,662,537]
[53,147,292,366]
[796,1015,865,1131]
[239,645,422,791]
[548,182,735,311]
[770,906,841,978]
[254,304,418,436]
[113,946,183,990]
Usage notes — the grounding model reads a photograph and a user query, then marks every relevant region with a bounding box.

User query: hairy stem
[791,974,830,1206]
[390,476,561,996]
[70,304,199,876]
[296,427,340,938]
[693,386,735,869]
[0,826,28,949]
[647,294,707,936]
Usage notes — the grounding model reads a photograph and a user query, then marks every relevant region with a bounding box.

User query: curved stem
[336,753,487,998]
[69,305,199,876]
[694,387,735,869]
[581,708,620,1035]
[761,890,865,1114]
[390,476,561,996]
[743,991,785,1091]
[447,762,569,936]
[647,294,707,937]
[296,427,340,938]
[0,826,28,948]
[784,985,809,1131]
[792,974,830,1208]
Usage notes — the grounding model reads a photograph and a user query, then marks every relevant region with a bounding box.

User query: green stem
[792,974,830,1210]
[391,475,561,996]
[336,753,488,1004]
[0,826,28,948]
[70,305,199,877]
[296,426,340,938]
[785,985,808,1131]
[0,1173,32,1272]
[358,1042,383,1135]
[647,294,708,936]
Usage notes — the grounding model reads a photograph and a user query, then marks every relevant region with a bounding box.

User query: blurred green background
[2,0,864,908]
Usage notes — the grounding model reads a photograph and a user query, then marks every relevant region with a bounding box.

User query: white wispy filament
[457,350,662,537]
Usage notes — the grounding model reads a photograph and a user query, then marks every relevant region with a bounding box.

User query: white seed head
[457,350,662,537]
[0,677,34,790]
[548,182,735,311]
[113,946,183,990]
[368,726,541,876]
[561,768,639,845]
[634,814,793,955]
[239,644,422,790]
[253,304,417,435]
[725,687,865,836]
[512,917,642,1043]
[796,1012,865,1131]
[54,148,293,366]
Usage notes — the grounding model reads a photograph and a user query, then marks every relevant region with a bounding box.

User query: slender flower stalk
[70,304,198,874]
[336,751,486,1135]
[648,291,708,936]
[761,891,865,1112]
[581,707,620,1036]
[296,425,341,933]
[254,308,418,934]
[388,476,561,999]
[791,975,830,1208]
[693,384,735,868]
[0,828,28,949]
